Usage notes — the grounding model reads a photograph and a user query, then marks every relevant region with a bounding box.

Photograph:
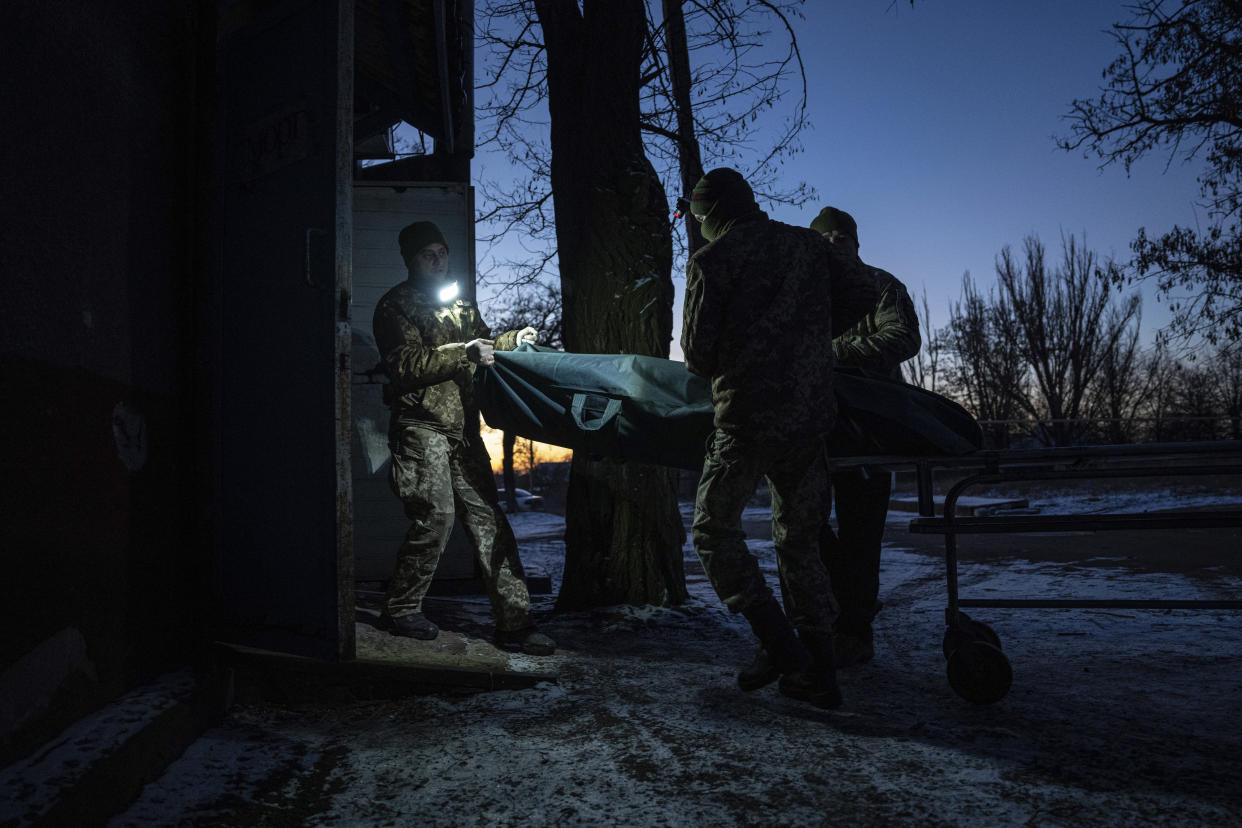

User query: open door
[350,182,478,585]
[209,0,355,660]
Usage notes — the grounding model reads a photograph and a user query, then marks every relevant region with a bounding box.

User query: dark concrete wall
[0,0,208,764]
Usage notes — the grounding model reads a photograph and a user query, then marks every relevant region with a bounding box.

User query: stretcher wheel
[942,627,969,660]
[942,614,1003,658]
[946,640,1012,705]
[965,619,1002,649]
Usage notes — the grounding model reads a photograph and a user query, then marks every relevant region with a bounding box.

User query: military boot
[379,611,439,640]
[740,598,811,678]
[778,628,843,710]
[736,647,779,692]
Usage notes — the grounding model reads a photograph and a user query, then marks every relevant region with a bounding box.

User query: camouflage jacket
[372,280,521,439]
[681,215,879,441]
[832,259,921,381]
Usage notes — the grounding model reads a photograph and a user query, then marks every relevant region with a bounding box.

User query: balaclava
[809,206,859,248]
[690,167,762,242]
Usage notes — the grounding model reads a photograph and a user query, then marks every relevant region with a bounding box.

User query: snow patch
[112,489,1242,826]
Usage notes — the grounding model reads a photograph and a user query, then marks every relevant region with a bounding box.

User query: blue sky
[470,1,1209,358]
[759,0,1203,343]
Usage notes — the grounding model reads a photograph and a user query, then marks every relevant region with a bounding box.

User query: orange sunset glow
[479,419,573,474]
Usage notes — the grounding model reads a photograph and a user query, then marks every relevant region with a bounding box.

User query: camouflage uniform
[823,259,921,636]
[830,264,920,382]
[682,214,878,634]
[373,280,532,632]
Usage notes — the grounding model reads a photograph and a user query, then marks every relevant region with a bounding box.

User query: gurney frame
[833,440,1242,705]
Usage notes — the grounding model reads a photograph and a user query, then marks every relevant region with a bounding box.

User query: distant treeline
[903,233,1242,449]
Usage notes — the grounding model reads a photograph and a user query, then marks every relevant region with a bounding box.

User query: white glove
[465,338,495,366]
[516,326,540,345]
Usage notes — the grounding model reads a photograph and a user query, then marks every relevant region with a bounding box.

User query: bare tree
[472,1,685,608]
[1059,0,1242,346]
[517,437,539,488]
[1167,360,1220,440]
[661,0,706,256]
[485,280,565,350]
[474,1,816,609]
[942,273,1027,448]
[1138,340,1182,442]
[993,234,1141,446]
[475,0,815,287]
[540,0,685,610]
[1149,342,1242,441]
[901,286,944,392]
[1214,345,1242,440]
[1087,304,1149,444]
[500,431,519,513]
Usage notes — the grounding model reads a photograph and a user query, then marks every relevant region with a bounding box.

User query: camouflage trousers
[691,429,839,634]
[386,422,531,632]
[822,467,892,635]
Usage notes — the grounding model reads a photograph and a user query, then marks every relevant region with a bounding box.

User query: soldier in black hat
[681,169,878,709]
[811,206,920,668]
[372,220,554,655]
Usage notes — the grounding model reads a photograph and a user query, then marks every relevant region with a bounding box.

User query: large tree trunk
[534,0,687,608]
[662,0,706,257]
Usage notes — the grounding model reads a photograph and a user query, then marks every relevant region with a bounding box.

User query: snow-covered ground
[892,481,1241,522]
[112,491,1242,827]
[1011,486,1242,516]
[505,510,569,540]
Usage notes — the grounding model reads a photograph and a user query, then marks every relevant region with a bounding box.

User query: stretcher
[476,344,983,469]
[476,347,1242,705]
[833,440,1242,704]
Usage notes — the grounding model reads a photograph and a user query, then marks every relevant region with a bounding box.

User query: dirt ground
[112,487,1242,827]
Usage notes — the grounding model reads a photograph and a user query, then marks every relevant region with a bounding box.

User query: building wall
[0,0,206,764]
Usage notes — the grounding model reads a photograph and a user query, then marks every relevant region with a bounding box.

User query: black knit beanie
[810,207,859,248]
[690,168,760,242]
[398,221,448,266]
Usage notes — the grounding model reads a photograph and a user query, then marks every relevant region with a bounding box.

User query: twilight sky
[471,1,1209,359]
[758,0,1203,342]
